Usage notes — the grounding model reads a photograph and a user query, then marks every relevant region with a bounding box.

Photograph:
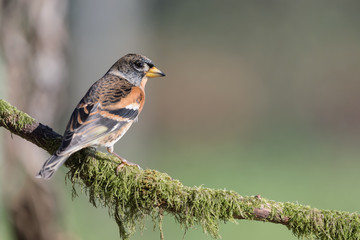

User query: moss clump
[283,203,360,240]
[66,150,247,239]
[0,99,36,132]
[67,147,360,240]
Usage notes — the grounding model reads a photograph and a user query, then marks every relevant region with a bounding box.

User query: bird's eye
[134,61,144,69]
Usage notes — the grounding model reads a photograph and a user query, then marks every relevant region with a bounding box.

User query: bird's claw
[115,159,141,174]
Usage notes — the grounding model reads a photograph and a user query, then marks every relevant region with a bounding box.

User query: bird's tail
[36,154,69,180]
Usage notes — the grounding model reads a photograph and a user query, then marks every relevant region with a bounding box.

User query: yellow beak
[146,66,166,78]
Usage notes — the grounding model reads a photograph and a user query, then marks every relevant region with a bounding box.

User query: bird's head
[109,53,165,86]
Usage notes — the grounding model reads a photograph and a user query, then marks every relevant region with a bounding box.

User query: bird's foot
[116,159,141,174]
[109,150,141,174]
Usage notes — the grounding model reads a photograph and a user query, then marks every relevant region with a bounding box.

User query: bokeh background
[1,0,360,239]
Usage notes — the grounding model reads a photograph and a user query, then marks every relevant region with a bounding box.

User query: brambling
[36,53,165,179]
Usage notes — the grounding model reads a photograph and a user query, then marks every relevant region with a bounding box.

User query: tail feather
[36,154,69,179]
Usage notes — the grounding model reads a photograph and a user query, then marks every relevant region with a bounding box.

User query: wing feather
[56,76,144,156]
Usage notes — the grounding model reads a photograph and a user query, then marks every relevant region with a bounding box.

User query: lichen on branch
[1,98,360,240]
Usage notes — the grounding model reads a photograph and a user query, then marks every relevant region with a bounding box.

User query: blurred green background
[1,0,360,239]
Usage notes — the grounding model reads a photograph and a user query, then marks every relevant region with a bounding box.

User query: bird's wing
[57,77,144,156]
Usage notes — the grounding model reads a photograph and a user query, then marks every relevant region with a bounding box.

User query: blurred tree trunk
[0,0,69,239]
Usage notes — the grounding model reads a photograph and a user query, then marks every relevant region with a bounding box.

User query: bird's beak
[146,66,166,78]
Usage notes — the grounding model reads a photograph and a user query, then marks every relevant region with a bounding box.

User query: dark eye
[134,61,144,69]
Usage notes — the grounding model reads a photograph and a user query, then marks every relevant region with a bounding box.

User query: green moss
[66,150,249,239]
[0,99,36,131]
[3,98,360,239]
[283,203,360,240]
[64,147,360,240]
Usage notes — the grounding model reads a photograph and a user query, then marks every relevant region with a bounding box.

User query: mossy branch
[1,98,360,240]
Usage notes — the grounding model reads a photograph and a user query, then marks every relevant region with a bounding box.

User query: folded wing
[57,78,144,156]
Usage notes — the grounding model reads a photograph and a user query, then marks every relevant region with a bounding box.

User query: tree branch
[1,98,359,240]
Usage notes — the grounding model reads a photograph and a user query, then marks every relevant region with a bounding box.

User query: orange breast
[104,86,145,113]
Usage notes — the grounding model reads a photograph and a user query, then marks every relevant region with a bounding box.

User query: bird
[36,53,165,179]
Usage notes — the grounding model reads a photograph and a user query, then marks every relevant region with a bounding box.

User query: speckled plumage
[36,54,165,179]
